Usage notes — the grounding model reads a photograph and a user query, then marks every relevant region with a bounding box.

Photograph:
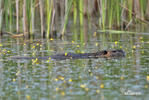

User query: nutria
[11,49,125,60]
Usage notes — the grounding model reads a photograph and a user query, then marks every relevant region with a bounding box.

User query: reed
[46,0,53,38]
[0,0,3,34]
[23,0,28,38]
[16,0,19,33]
[39,0,44,38]
[73,0,77,26]
[108,0,113,28]
[61,0,73,35]
[79,0,84,43]
[0,0,148,39]
[72,0,78,41]
[30,0,35,36]
[99,0,106,29]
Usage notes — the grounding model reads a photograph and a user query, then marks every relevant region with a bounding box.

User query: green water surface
[0,32,149,100]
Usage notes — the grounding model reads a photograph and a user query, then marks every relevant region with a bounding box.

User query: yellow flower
[65,53,67,56]
[59,76,64,80]
[72,41,74,44]
[0,44,3,46]
[50,38,54,40]
[95,43,98,46]
[36,43,39,46]
[80,84,86,88]
[141,51,144,54]
[133,45,136,49]
[13,78,16,82]
[81,51,85,53]
[55,78,58,81]
[100,84,104,88]
[3,49,6,52]
[93,32,97,37]
[32,45,35,49]
[145,85,148,88]
[26,95,31,100]
[120,76,124,80]
[77,45,80,48]
[61,91,65,96]
[16,71,20,76]
[7,50,11,53]
[146,76,149,81]
[32,52,35,56]
[56,87,59,91]
[115,41,118,45]
[69,79,72,82]
[96,89,100,93]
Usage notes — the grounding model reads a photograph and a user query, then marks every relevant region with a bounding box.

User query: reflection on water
[0,33,149,100]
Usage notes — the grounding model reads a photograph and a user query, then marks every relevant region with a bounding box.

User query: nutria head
[96,49,125,58]
[108,49,125,58]
[96,50,108,56]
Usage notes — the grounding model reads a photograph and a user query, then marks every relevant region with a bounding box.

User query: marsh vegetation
[0,0,149,100]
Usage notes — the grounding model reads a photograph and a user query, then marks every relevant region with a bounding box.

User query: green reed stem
[79,0,84,43]
[4,0,8,31]
[46,0,53,39]
[9,2,12,32]
[0,0,3,33]
[127,0,132,21]
[79,0,83,27]
[73,0,78,41]
[73,0,77,26]
[108,0,113,28]
[140,0,145,19]
[61,0,73,35]
[101,0,106,29]
[116,0,120,26]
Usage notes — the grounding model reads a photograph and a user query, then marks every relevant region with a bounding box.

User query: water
[0,32,149,100]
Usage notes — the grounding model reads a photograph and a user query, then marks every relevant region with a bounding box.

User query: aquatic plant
[0,0,148,39]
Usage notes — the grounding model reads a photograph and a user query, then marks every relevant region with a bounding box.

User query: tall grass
[46,0,53,39]
[61,0,73,35]
[0,0,149,39]
[0,0,3,34]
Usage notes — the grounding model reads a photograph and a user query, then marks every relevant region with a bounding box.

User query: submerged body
[11,49,125,60]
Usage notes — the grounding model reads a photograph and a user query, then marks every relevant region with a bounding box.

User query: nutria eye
[103,50,107,54]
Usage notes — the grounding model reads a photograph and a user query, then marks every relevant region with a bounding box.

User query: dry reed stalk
[16,0,19,33]
[51,8,55,37]
[39,0,44,38]
[145,0,149,20]
[60,0,65,28]
[121,1,127,29]
[0,0,2,34]
[23,0,29,38]
[120,3,149,24]
[31,0,35,34]
[83,0,88,43]
[132,0,141,19]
